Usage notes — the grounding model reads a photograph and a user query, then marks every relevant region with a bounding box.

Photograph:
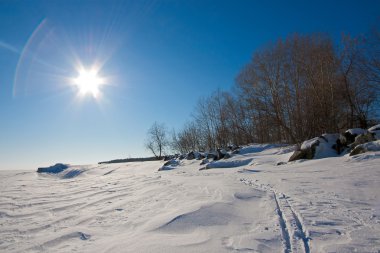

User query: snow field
[1,144,380,252]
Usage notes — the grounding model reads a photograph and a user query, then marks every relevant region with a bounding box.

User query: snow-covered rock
[368,124,380,140]
[346,128,367,136]
[200,158,209,165]
[343,128,367,145]
[159,159,181,171]
[368,124,380,132]
[202,158,253,170]
[37,164,86,179]
[37,163,69,174]
[289,134,341,161]
[351,132,376,148]
[239,144,284,155]
[350,140,380,156]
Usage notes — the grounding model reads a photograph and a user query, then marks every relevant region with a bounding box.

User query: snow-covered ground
[1,144,380,252]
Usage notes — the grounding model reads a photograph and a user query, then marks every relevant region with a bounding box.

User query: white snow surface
[346,128,367,135]
[356,140,380,152]
[1,144,380,253]
[368,125,380,140]
[368,124,380,132]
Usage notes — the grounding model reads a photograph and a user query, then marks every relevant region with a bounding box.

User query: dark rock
[276,161,287,166]
[349,145,366,156]
[163,155,174,161]
[288,150,307,162]
[343,131,356,145]
[200,159,209,165]
[227,145,240,151]
[351,132,375,149]
[207,151,218,160]
[217,149,227,160]
[343,128,367,145]
[332,138,347,155]
[186,151,195,160]
[196,153,206,160]
[223,153,231,159]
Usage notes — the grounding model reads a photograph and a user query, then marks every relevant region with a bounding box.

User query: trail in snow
[240,177,310,253]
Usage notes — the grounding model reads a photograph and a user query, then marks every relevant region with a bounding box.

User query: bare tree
[145,122,168,159]
[339,33,379,128]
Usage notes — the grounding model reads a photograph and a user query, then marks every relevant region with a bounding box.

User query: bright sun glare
[74,68,104,98]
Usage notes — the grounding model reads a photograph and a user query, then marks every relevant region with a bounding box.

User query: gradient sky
[0,0,379,170]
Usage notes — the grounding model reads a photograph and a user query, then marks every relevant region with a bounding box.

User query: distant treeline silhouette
[99,157,159,164]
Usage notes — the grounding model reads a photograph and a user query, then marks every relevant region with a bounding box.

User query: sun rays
[73,67,105,98]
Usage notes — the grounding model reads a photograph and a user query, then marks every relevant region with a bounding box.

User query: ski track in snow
[240,178,310,253]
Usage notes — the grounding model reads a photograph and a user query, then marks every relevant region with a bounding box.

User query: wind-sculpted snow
[158,203,233,232]
[0,145,379,252]
[238,143,287,155]
[38,164,87,179]
[204,158,253,169]
[37,163,68,174]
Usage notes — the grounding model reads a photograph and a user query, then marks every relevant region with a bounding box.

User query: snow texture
[37,163,68,174]
[357,140,380,152]
[205,158,253,169]
[1,144,379,253]
[368,124,380,132]
[346,128,367,135]
[368,124,380,140]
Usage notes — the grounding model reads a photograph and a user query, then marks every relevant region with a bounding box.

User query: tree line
[146,29,380,158]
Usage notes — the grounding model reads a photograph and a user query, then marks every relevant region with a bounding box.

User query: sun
[74,68,104,98]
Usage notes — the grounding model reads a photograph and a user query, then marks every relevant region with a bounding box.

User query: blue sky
[0,0,379,170]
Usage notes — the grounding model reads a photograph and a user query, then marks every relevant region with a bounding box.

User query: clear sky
[0,0,379,170]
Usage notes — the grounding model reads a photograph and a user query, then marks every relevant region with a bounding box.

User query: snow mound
[238,144,285,155]
[274,145,296,155]
[159,159,181,171]
[37,164,86,179]
[346,128,367,135]
[350,152,380,162]
[368,124,380,140]
[60,168,85,179]
[158,203,232,232]
[368,124,380,132]
[372,131,380,140]
[360,140,380,151]
[37,163,69,174]
[204,158,253,170]
[350,140,380,156]
[234,189,265,200]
